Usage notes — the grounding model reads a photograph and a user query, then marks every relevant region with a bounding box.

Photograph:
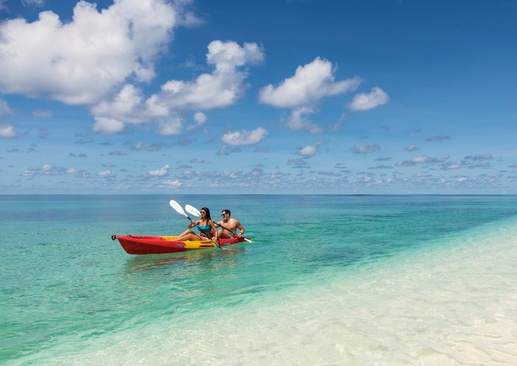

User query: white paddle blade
[169,200,188,217]
[185,204,201,217]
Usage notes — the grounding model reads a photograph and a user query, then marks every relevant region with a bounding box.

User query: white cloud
[207,40,264,70]
[0,125,16,138]
[464,154,494,161]
[447,163,461,169]
[0,99,13,115]
[0,0,178,104]
[163,179,182,188]
[260,57,361,108]
[92,117,125,134]
[194,112,207,125]
[97,169,112,177]
[22,0,44,6]
[259,57,361,131]
[90,40,263,133]
[221,127,268,146]
[405,144,418,152]
[157,117,183,136]
[184,111,207,132]
[149,164,169,176]
[284,107,322,132]
[412,155,429,163]
[396,155,450,167]
[298,143,320,158]
[22,163,68,176]
[156,40,264,110]
[347,87,389,111]
[352,144,380,154]
[91,84,147,124]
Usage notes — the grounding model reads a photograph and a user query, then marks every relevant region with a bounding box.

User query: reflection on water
[121,246,247,274]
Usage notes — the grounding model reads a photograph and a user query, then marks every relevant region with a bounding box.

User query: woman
[175,207,217,242]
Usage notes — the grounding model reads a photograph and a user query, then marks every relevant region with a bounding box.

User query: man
[217,209,245,239]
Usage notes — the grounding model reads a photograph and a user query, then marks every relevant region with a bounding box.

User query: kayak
[111,234,249,255]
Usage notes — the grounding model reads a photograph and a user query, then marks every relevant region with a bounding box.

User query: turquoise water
[1,195,517,365]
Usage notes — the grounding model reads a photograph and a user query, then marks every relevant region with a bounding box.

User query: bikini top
[197,224,211,232]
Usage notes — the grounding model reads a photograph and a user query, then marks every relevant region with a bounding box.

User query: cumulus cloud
[163,179,182,188]
[298,143,320,158]
[129,141,162,152]
[0,0,181,105]
[154,41,264,110]
[0,124,16,138]
[444,162,461,170]
[97,169,112,177]
[108,150,126,156]
[92,118,125,134]
[194,112,207,125]
[91,40,263,134]
[259,57,361,131]
[22,163,68,176]
[149,164,169,176]
[91,84,148,124]
[396,155,449,167]
[464,154,493,161]
[0,99,13,115]
[184,111,207,132]
[352,144,380,154]
[347,87,389,111]
[221,127,268,145]
[260,57,360,108]
[156,117,183,136]
[22,0,44,6]
[284,107,322,133]
[405,144,419,152]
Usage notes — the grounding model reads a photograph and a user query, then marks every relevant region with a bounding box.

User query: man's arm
[236,220,245,236]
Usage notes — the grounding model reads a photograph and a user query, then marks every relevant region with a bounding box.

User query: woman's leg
[176,231,205,242]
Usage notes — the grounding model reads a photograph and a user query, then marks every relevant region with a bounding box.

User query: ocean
[1,195,517,365]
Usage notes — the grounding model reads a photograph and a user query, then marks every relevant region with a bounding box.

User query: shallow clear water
[1,195,517,365]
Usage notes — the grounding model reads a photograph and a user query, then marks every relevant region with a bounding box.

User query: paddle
[169,200,220,248]
[185,204,252,243]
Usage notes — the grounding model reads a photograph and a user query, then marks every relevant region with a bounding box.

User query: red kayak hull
[112,235,248,255]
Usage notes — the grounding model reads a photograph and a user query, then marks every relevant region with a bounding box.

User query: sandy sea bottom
[14,216,517,366]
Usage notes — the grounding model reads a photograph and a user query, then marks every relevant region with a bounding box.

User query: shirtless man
[217,209,245,239]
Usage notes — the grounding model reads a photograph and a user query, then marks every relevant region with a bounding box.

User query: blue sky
[1,0,516,194]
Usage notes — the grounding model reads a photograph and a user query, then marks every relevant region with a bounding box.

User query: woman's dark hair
[201,207,212,221]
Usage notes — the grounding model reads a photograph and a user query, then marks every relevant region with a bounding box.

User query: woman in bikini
[174,207,217,242]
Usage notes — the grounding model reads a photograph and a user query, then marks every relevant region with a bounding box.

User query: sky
[1,0,516,195]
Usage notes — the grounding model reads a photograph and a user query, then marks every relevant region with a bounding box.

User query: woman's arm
[210,220,218,239]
